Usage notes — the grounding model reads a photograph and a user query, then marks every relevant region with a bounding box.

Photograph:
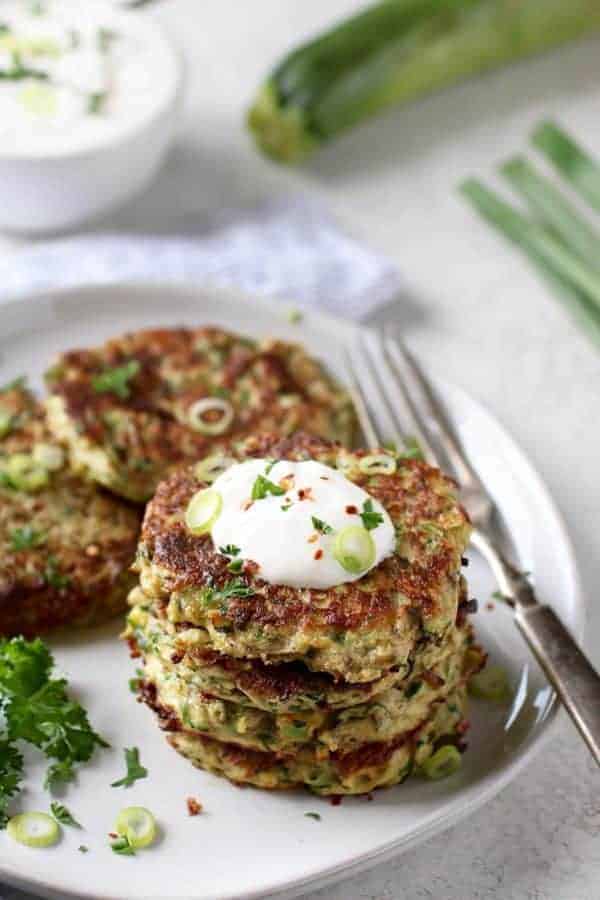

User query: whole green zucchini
[247,0,600,163]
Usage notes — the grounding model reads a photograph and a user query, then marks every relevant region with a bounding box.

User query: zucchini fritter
[0,382,140,636]
[45,327,356,502]
[137,621,483,755]
[165,688,470,795]
[134,432,471,682]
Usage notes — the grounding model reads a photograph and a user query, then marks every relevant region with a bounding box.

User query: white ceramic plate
[0,283,583,900]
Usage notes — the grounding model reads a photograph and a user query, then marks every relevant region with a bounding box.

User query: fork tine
[384,336,486,490]
[355,334,407,450]
[342,346,381,448]
[363,332,441,467]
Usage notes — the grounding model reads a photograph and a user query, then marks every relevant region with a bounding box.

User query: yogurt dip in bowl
[0,0,182,233]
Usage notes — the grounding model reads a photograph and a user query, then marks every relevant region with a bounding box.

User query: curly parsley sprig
[0,636,108,826]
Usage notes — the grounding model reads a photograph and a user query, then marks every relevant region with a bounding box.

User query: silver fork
[345,329,600,766]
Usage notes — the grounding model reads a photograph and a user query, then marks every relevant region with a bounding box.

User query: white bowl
[0,3,183,235]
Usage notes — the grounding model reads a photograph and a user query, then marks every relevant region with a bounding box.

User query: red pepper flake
[485,602,495,611]
[108,832,118,839]
[345,505,358,515]
[365,793,374,802]
[298,487,313,501]
[329,795,342,806]
[314,549,323,560]
[242,499,254,511]
[457,719,470,735]
[187,797,203,816]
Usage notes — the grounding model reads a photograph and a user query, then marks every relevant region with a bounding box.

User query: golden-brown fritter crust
[125,575,474,713]
[135,433,471,681]
[0,383,141,637]
[45,328,356,501]
[135,620,483,755]
[161,687,470,795]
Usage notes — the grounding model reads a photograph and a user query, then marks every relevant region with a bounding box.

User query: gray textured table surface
[1,2,599,898]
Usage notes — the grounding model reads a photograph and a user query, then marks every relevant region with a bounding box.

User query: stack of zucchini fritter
[125,432,485,796]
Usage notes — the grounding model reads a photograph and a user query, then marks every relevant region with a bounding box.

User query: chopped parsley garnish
[128,668,144,694]
[91,360,140,399]
[9,525,46,551]
[50,801,81,828]
[0,739,23,829]
[219,545,244,573]
[400,436,424,460]
[88,91,107,115]
[0,375,26,394]
[264,459,277,475]
[215,579,255,601]
[111,747,148,788]
[219,544,240,557]
[404,680,422,699]
[78,844,89,853]
[304,811,321,821]
[30,1,45,15]
[281,500,292,511]
[110,834,136,856]
[0,471,14,489]
[98,27,117,53]
[0,636,108,818]
[44,556,71,589]
[251,474,285,501]
[311,516,333,535]
[0,62,48,81]
[360,499,384,531]
[0,410,13,438]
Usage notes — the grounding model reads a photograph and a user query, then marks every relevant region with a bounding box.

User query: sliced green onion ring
[421,745,462,780]
[194,454,235,484]
[468,665,512,702]
[358,453,397,475]
[6,453,50,492]
[7,812,60,848]
[188,398,234,435]
[115,806,157,849]
[185,488,223,535]
[33,443,64,472]
[333,525,375,574]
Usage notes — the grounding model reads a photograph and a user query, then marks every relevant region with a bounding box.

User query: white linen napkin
[0,197,402,319]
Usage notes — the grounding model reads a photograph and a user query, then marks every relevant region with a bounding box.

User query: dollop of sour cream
[210,459,396,590]
[0,1,173,156]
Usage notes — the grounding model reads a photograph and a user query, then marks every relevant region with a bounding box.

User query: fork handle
[472,528,600,765]
[514,602,600,765]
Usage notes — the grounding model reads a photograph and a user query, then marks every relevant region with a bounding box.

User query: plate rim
[0,279,584,900]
